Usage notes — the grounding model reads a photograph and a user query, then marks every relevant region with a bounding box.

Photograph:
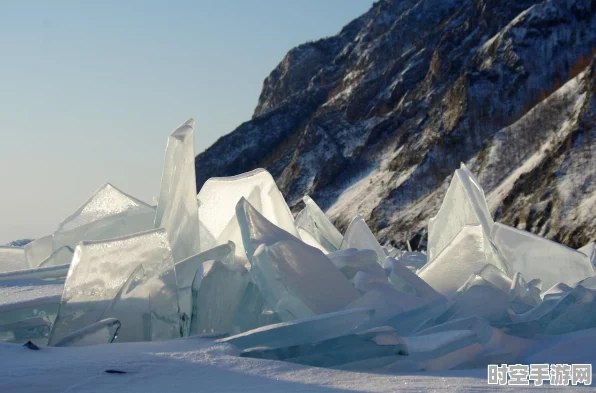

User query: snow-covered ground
[2,336,593,393]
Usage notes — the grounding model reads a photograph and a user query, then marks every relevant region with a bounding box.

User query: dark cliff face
[196,0,596,249]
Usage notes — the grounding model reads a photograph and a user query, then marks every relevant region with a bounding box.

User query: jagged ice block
[48,228,180,345]
[155,119,201,262]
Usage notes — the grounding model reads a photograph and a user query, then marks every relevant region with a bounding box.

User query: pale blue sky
[0,0,374,243]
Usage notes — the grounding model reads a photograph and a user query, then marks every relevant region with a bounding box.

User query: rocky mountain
[195,0,596,249]
[5,238,33,247]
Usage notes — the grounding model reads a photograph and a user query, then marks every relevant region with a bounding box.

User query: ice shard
[351,270,394,293]
[37,246,73,268]
[340,216,386,264]
[416,316,494,344]
[108,262,179,343]
[384,257,441,299]
[24,235,53,269]
[294,196,343,253]
[48,229,180,345]
[395,252,427,271]
[236,197,360,319]
[251,239,361,320]
[297,227,328,254]
[385,297,449,335]
[504,284,596,337]
[509,272,541,314]
[418,225,507,297]
[0,264,68,282]
[327,248,385,280]
[427,163,494,262]
[189,259,250,335]
[197,169,297,263]
[219,308,373,351]
[345,286,428,328]
[0,315,53,344]
[0,247,27,273]
[241,326,407,369]
[509,282,571,324]
[433,271,513,325]
[53,183,155,252]
[231,281,280,332]
[384,330,484,372]
[97,265,150,342]
[53,318,120,347]
[155,119,201,262]
[492,222,594,290]
[236,197,297,265]
[579,242,596,266]
[474,264,512,292]
[0,277,62,344]
[174,242,235,335]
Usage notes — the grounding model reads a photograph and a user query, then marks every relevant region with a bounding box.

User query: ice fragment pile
[1,120,595,373]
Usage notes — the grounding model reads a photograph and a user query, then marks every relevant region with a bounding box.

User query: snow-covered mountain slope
[195,0,596,249]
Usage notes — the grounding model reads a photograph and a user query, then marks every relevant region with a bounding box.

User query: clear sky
[0,0,374,244]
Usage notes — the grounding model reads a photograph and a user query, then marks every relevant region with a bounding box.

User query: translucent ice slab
[24,235,53,269]
[37,246,73,268]
[433,273,512,325]
[395,252,427,271]
[48,229,180,345]
[155,119,201,262]
[383,246,404,259]
[327,248,385,280]
[418,225,507,297]
[98,261,180,344]
[0,247,27,274]
[296,227,328,254]
[189,260,250,336]
[219,307,373,351]
[492,222,594,290]
[53,183,155,252]
[0,264,68,282]
[231,281,281,333]
[509,272,541,314]
[384,257,441,299]
[427,164,493,262]
[416,316,494,344]
[0,315,54,344]
[385,297,449,335]
[251,239,361,320]
[197,169,297,263]
[0,278,62,344]
[345,287,428,329]
[294,196,343,253]
[509,283,570,325]
[504,284,596,337]
[579,242,595,266]
[240,326,407,369]
[53,318,120,347]
[340,216,386,264]
[236,197,297,265]
[174,242,235,335]
[98,264,152,342]
[351,271,394,293]
[380,330,480,372]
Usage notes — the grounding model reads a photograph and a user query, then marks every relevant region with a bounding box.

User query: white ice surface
[1,334,594,393]
[0,246,27,273]
[0,279,63,309]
